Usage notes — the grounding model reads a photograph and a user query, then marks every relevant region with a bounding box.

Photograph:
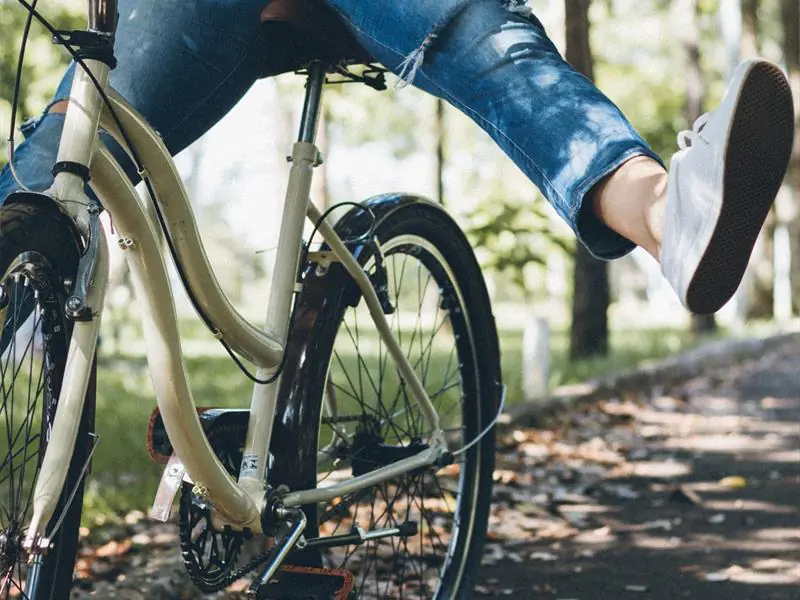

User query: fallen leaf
[718,475,747,489]
[643,519,673,531]
[529,551,558,561]
[94,539,132,558]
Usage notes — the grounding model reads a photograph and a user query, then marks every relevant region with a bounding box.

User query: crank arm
[247,508,307,597]
[304,521,418,550]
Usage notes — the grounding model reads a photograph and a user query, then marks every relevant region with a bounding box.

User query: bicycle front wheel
[278,199,501,599]
[0,197,95,598]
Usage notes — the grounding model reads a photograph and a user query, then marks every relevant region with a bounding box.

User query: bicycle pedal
[258,565,354,600]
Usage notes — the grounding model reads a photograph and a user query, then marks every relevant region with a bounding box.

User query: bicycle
[1,1,503,597]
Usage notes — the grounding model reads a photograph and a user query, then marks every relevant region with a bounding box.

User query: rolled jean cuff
[571,145,665,261]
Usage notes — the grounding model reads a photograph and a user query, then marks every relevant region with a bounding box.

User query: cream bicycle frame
[25,55,448,544]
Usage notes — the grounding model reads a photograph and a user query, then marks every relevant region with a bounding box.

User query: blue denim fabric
[0,0,662,259]
[325,0,663,258]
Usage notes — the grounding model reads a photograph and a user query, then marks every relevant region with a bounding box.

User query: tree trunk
[741,0,759,57]
[311,106,330,210]
[435,98,446,206]
[679,0,717,334]
[739,0,778,320]
[781,0,800,312]
[565,0,609,360]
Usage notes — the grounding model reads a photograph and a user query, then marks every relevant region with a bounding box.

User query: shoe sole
[686,62,795,314]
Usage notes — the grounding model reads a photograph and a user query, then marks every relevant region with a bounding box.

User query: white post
[522,314,550,402]
[773,224,792,322]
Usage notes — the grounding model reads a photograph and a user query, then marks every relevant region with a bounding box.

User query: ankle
[591,156,668,260]
[642,177,668,259]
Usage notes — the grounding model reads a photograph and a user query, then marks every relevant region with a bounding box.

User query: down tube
[90,146,261,530]
[98,90,284,368]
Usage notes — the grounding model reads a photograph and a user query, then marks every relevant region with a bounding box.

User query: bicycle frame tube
[24,57,111,548]
[98,94,285,368]
[90,145,260,529]
[97,75,448,510]
[30,62,451,539]
[239,61,326,495]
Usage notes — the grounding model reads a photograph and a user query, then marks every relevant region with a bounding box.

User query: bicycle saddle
[261,0,374,66]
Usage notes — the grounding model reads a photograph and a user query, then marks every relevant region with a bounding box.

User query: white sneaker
[660,59,795,314]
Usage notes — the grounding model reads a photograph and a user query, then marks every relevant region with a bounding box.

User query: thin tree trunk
[311,106,330,210]
[741,0,759,57]
[781,0,800,312]
[565,0,609,360]
[739,0,778,320]
[679,0,717,333]
[435,98,446,206]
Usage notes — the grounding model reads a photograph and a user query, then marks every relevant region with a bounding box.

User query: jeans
[0,0,661,259]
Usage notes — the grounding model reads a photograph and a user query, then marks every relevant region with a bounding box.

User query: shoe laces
[677,113,710,150]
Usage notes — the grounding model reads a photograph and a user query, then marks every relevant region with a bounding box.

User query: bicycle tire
[0,196,96,599]
[276,199,500,599]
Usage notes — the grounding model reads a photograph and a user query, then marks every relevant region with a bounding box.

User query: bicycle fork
[21,47,113,552]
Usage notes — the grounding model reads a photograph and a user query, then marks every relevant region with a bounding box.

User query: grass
[76,322,727,524]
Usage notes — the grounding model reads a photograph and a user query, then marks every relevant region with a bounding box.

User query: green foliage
[465,196,571,296]
[322,74,431,160]
[0,1,84,166]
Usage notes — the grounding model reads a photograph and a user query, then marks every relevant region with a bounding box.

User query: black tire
[0,197,95,599]
[279,202,501,599]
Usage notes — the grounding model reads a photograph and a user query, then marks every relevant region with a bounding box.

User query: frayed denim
[0,0,662,259]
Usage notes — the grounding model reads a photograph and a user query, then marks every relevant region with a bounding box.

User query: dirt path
[71,338,800,599]
[477,338,800,600]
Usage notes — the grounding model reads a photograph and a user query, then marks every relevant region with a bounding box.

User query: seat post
[297,60,328,144]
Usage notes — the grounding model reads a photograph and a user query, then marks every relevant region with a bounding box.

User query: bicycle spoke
[315,232,490,600]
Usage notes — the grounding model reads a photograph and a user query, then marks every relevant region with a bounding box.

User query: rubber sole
[685,62,795,314]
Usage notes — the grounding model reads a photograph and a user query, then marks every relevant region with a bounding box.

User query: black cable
[307,201,376,253]
[7,0,39,170]
[215,199,375,385]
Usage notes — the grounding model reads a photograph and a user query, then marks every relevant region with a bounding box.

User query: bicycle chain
[178,420,271,593]
[180,414,382,592]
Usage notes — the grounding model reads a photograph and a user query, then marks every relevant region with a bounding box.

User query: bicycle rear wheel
[278,200,500,599]
[0,197,95,599]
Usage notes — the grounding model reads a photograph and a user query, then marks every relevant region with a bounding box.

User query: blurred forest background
[0,0,798,519]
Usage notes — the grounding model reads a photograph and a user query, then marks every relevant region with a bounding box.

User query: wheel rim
[0,257,64,599]
[315,234,482,599]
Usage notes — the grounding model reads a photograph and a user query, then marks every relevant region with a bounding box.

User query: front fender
[330,192,443,242]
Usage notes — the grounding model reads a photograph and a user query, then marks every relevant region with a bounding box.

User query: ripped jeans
[0,0,661,259]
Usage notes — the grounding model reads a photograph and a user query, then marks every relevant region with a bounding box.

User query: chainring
[178,420,251,593]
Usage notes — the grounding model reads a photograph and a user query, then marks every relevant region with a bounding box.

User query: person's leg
[0,0,288,200]
[590,156,667,261]
[325,0,794,314]
[325,0,663,261]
